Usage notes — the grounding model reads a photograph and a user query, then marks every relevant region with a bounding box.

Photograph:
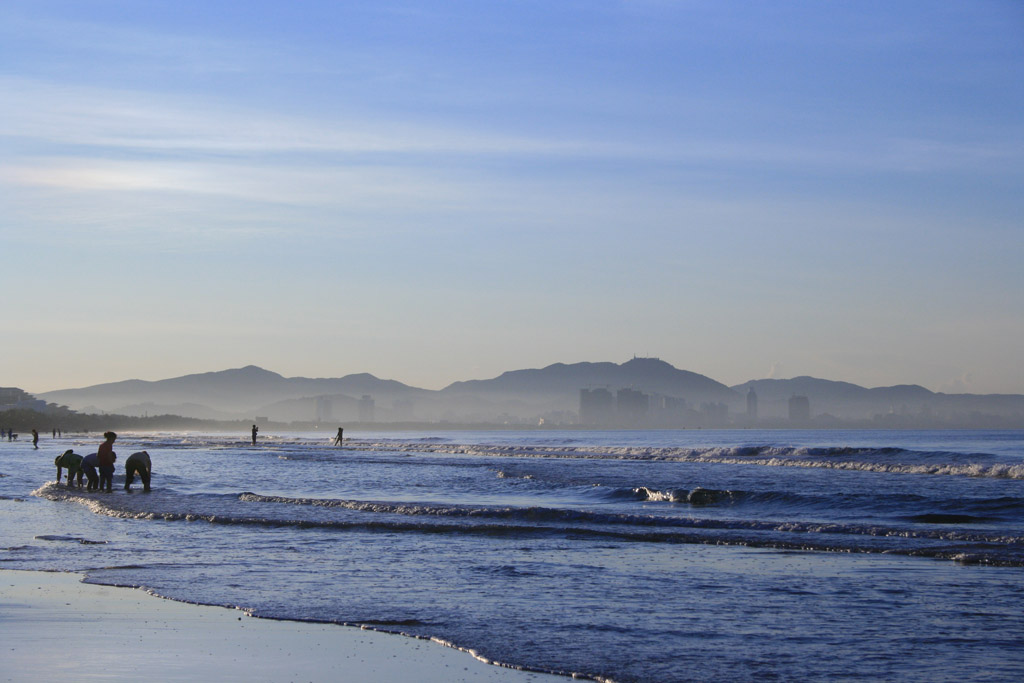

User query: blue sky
[2,1,1022,394]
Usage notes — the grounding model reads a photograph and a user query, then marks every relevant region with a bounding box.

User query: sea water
[2,429,1023,681]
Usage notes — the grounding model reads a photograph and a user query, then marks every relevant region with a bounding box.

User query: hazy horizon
[3,2,1022,396]
[20,357,1024,398]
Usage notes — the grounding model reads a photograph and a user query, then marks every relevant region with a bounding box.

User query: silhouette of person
[55,450,84,487]
[251,424,258,446]
[124,451,152,492]
[334,427,344,447]
[32,429,39,449]
[97,431,117,493]
[81,452,100,491]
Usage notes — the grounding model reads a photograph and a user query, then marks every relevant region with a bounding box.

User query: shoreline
[0,569,567,682]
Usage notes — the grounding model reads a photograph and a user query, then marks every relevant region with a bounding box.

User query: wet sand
[0,570,563,682]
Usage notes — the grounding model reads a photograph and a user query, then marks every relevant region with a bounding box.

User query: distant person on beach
[97,431,117,493]
[52,429,56,438]
[81,452,100,491]
[55,450,84,487]
[32,429,39,449]
[251,424,258,446]
[124,451,152,492]
[334,427,344,447]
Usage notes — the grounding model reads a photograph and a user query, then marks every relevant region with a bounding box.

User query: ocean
[3,429,1023,682]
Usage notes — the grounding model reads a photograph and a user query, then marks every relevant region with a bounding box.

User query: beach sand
[0,570,563,682]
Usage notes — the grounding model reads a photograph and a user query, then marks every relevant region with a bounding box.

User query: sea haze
[34,358,1024,427]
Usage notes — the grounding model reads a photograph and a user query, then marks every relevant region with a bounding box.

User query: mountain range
[35,358,1024,427]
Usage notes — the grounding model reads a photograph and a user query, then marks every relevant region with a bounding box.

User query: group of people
[54,431,152,493]
[4,427,67,446]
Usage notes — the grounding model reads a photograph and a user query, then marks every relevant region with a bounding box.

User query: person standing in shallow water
[251,424,258,446]
[32,429,39,449]
[97,431,117,493]
[334,427,344,447]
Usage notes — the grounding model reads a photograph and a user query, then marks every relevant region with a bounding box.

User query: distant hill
[39,365,429,420]
[732,377,1024,421]
[443,357,737,403]
[32,360,1024,427]
[36,358,739,423]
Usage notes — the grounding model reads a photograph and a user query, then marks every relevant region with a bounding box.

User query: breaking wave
[31,483,1024,567]
[346,442,1024,479]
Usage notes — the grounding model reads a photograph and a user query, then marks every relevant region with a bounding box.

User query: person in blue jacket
[81,452,100,491]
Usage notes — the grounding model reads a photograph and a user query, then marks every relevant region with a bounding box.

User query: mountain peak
[622,357,674,370]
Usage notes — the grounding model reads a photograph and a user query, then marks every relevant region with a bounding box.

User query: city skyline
[2,2,1022,395]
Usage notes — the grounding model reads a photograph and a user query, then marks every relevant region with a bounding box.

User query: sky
[2,1,1023,395]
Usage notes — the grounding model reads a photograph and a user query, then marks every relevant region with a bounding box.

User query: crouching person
[124,451,152,492]
[81,452,100,491]
[55,450,84,487]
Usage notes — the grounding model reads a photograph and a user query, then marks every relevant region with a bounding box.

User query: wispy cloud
[4,77,1017,176]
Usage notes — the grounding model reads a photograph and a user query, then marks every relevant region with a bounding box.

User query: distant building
[392,399,415,421]
[616,388,650,425]
[0,388,26,406]
[700,402,729,424]
[580,388,615,425]
[788,395,811,421]
[746,388,758,421]
[315,397,332,422]
[649,394,689,426]
[0,387,47,412]
[358,395,376,422]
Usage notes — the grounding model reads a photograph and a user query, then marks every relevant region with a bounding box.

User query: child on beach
[97,432,117,493]
[124,451,152,492]
[54,450,84,487]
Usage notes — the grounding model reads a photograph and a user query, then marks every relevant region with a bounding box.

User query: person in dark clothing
[124,451,152,492]
[97,431,117,493]
[81,452,100,491]
[55,450,84,487]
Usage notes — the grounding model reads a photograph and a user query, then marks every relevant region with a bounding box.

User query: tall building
[315,397,332,422]
[392,399,415,421]
[788,395,811,421]
[579,388,614,425]
[358,395,376,422]
[746,388,758,421]
[616,388,650,425]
